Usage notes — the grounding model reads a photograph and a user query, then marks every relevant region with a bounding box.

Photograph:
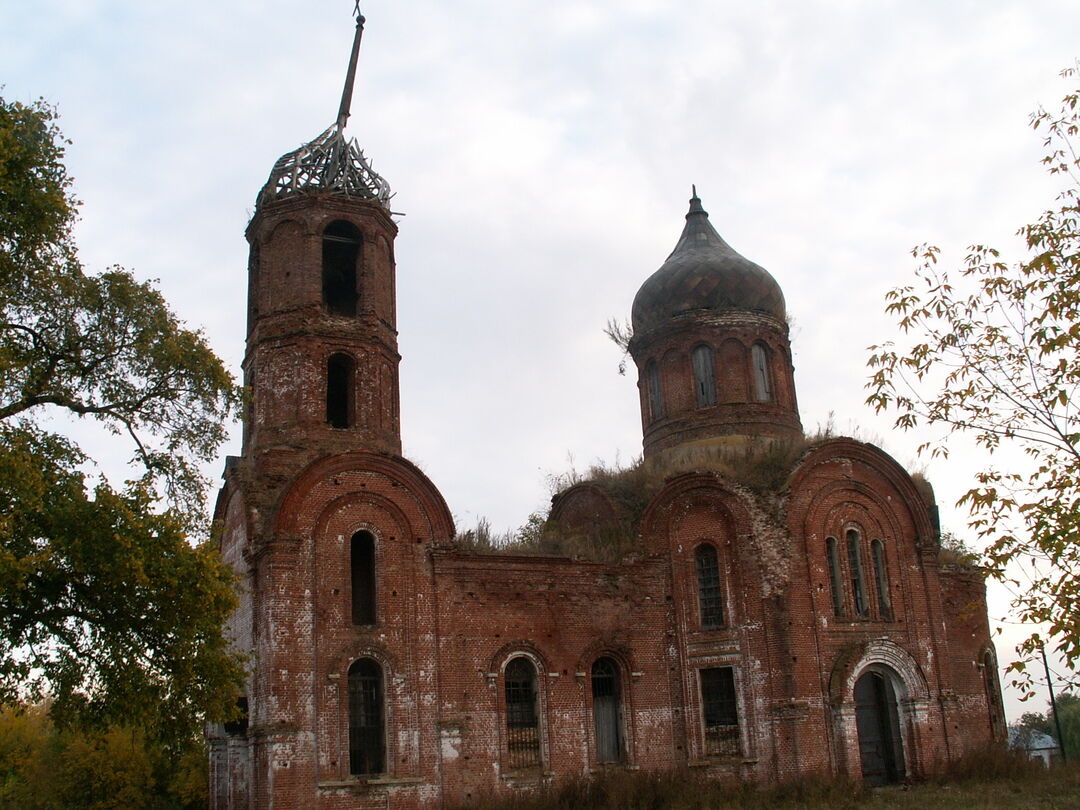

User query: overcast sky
[5,0,1079,721]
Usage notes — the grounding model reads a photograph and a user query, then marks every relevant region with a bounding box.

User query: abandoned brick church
[208,14,1005,810]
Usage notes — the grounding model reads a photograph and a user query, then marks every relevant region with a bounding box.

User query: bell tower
[242,11,400,466]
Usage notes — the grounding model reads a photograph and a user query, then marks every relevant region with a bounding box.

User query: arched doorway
[854,669,905,785]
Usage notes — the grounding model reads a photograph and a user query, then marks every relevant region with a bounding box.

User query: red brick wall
[209,191,999,809]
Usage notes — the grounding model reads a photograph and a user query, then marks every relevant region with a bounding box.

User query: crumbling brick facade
[207,141,1003,810]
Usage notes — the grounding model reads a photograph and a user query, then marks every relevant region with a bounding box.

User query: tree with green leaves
[866,66,1080,692]
[0,96,244,745]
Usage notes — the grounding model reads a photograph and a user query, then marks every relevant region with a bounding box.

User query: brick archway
[829,640,930,781]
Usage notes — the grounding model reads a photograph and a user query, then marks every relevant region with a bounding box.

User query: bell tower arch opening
[326,353,356,429]
[323,220,362,316]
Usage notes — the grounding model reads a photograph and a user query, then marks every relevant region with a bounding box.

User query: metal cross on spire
[336,4,367,130]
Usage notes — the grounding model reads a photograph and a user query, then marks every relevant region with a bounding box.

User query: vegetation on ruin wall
[451,426,966,567]
[450,750,1080,810]
[866,65,1080,691]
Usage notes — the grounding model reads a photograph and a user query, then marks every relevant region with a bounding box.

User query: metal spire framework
[257,6,392,208]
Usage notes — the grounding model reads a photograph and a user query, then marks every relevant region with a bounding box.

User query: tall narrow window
[826,537,845,617]
[591,658,624,764]
[847,529,868,617]
[646,361,663,421]
[695,544,724,628]
[871,539,891,619]
[691,345,716,407]
[751,343,772,402]
[327,353,355,428]
[348,659,384,775]
[323,220,362,316]
[351,531,376,625]
[504,658,541,769]
[983,652,1005,740]
[700,667,739,757]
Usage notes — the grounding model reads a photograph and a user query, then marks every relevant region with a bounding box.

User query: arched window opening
[854,670,905,785]
[646,361,663,421]
[504,657,541,769]
[826,536,845,617]
[351,531,376,625]
[326,353,355,429]
[700,667,739,757]
[348,659,384,775]
[691,345,716,407]
[591,658,624,764]
[751,343,772,402]
[695,544,724,628]
[871,539,891,619]
[323,220,362,316]
[847,529,868,617]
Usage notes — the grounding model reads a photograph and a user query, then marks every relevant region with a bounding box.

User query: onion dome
[631,190,785,336]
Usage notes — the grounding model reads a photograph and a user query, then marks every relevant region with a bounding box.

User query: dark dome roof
[631,193,785,335]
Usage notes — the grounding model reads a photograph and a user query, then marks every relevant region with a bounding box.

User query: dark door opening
[854,670,905,785]
[592,658,624,764]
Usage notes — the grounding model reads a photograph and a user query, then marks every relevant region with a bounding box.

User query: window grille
[504,658,541,769]
[695,544,724,627]
[847,529,868,617]
[348,659,384,775]
[700,667,739,757]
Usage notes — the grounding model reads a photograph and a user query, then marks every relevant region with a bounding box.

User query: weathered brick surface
[207,191,1002,809]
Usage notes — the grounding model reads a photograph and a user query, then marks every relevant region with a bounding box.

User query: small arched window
[351,531,376,625]
[695,544,724,628]
[871,538,891,619]
[691,345,716,407]
[504,657,541,769]
[646,361,663,421]
[847,529,868,617]
[323,220,362,316]
[591,658,624,764]
[751,343,772,402]
[826,536,845,617]
[327,353,355,429]
[348,658,384,775]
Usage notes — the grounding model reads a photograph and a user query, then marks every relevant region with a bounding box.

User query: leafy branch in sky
[867,65,1080,692]
[0,95,244,744]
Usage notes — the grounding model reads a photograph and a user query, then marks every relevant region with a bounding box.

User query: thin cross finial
[337,6,367,130]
